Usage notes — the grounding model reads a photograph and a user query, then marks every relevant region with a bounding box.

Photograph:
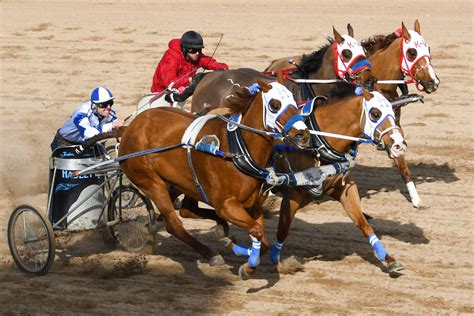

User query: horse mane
[299,41,332,74]
[361,32,398,56]
[221,85,255,115]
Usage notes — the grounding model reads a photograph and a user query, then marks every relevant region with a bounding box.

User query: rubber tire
[7,205,55,275]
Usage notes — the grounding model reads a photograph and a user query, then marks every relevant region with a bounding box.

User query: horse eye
[341,49,353,61]
[269,99,281,113]
[406,48,417,62]
[369,108,382,122]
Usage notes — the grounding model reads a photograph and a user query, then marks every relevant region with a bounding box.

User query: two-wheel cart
[7,144,157,275]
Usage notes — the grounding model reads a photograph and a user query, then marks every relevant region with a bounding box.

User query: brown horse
[190,86,407,274]
[361,20,440,208]
[191,25,375,114]
[118,80,310,279]
[268,89,406,274]
[265,20,439,208]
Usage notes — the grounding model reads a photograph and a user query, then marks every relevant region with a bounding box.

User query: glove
[190,72,207,86]
[164,93,174,103]
[164,89,193,103]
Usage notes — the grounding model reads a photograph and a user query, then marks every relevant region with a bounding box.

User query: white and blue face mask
[261,82,306,133]
[362,91,400,142]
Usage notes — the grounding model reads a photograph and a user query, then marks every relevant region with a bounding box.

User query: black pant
[50,130,79,152]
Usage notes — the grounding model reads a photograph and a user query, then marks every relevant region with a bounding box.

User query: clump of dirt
[277,256,305,275]
[68,254,149,279]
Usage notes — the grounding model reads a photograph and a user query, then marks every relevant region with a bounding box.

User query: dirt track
[0,0,473,314]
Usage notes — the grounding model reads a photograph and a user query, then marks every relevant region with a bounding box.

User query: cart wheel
[107,185,155,252]
[7,205,55,275]
[105,143,138,208]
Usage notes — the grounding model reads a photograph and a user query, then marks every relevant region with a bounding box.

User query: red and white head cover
[333,34,367,80]
[400,30,432,80]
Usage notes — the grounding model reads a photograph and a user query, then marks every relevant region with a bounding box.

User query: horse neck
[369,37,403,95]
[239,98,273,164]
[308,47,338,80]
[314,96,363,152]
[306,48,354,101]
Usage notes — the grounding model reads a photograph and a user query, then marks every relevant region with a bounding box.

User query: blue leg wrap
[269,240,283,264]
[248,236,261,268]
[232,243,251,257]
[369,233,388,261]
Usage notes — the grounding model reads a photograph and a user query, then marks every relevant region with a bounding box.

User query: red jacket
[151,39,229,93]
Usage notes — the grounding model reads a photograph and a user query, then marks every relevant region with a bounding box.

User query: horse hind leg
[141,179,222,265]
[178,196,231,264]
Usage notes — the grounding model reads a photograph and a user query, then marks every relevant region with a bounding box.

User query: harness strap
[228,128,270,180]
[186,147,209,204]
[306,105,351,163]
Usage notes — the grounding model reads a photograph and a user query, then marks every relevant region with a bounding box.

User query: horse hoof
[209,254,225,266]
[415,203,430,210]
[388,261,405,273]
[238,263,254,280]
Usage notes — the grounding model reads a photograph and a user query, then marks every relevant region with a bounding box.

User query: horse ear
[362,89,373,100]
[257,79,272,93]
[347,23,354,37]
[414,19,421,34]
[333,26,344,44]
[276,70,284,84]
[402,22,411,42]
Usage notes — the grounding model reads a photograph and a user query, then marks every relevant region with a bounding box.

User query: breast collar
[227,114,270,180]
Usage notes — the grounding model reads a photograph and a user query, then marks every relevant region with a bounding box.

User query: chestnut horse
[190,86,407,273]
[269,89,406,274]
[118,81,310,279]
[265,20,439,208]
[191,25,375,114]
[361,20,440,208]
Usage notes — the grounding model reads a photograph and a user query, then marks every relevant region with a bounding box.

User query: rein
[216,114,287,138]
[290,78,407,85]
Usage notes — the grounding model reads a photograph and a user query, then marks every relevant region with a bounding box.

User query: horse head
[333,24,376,91]
[361,89,406,158]
[400,20,440,93]
[257,80,310,149]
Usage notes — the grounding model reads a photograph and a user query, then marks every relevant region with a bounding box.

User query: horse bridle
[333,35,372,85]
[359,95,401,150]
[399,30,434,92]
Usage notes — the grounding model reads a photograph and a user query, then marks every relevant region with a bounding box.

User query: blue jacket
[58,101,117,142]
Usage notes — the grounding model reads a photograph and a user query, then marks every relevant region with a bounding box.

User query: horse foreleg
[330,176,405,274]
[215,197,264,280]
[256,214,269,255]
[393,155,423,209]
[269,188,312,264]
[142,180,223,266]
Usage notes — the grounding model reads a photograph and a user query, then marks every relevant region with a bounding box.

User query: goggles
[95,100,114,108]
[185,48,201,54]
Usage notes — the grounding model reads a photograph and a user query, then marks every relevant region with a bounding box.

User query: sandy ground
[0,0,473,314]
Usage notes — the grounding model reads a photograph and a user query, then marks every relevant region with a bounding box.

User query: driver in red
[151,30,229,105]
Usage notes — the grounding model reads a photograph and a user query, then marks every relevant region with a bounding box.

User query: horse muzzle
[420,77,440,94]
[287,128,311,149]
[387,132,406,158]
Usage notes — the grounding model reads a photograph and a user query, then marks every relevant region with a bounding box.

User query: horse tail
[76,126,127,155]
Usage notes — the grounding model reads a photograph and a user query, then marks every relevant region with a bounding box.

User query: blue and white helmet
[90,86,114,104]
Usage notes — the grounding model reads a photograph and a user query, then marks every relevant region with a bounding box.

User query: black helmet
[181,31,204,49]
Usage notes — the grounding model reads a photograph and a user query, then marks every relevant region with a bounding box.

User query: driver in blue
[50,87,124,151]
